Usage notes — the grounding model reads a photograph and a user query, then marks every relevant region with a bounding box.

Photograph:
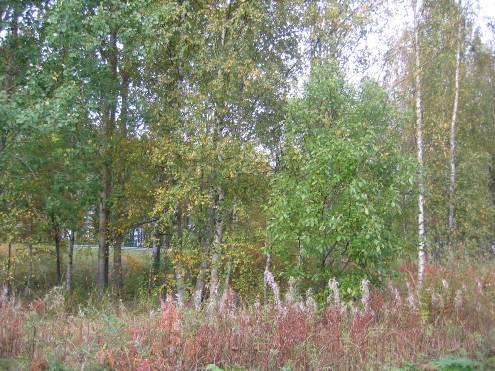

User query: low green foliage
[431,356,481,371]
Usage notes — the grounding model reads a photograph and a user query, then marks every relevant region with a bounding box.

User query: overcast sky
[354,0,495,84]
[479,0,495,42]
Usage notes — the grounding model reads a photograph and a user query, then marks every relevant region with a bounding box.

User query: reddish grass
[0,263,494,370]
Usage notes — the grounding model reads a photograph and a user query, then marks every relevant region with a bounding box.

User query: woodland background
[0,0,494,369]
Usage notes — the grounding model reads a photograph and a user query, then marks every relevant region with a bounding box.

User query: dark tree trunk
[151,233,161,278]
[97,183,110,295]
[54,225,62,286]
[97,29,118,295]
[194,209,213,309]
[6,240,13,298]
[174,208,186,306]
[66,230,75,292]
[25,219,34,297]
[209,187,225,300]
[27,240,33,297]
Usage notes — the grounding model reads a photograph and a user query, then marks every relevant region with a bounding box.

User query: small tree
[267,62,414,294]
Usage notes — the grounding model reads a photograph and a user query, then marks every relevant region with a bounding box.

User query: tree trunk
[209,187,225,300]
[54,224,62,286]
[113,234,123,292]
[193,171,213,309]
[413,0,426,287]
[174,208,186,307]
[448,0,462,249]
[6,240,13,298]
[97,179,110,295]
[66,230,75,292]
[194,218,212,308]
[263,253,271,305]
[97,29,118,295]
[194,240,209,309]
[27,236,33,297]
[151,232,161,278]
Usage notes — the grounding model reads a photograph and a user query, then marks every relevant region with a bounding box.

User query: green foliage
[431,356,481,371]
[206,365,224,371]
[268,62,415,290]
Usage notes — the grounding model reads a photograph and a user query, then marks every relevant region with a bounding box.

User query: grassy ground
[0,242,154,302]
[1,252,495,370]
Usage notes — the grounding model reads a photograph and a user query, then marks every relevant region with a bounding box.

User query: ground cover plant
[1,261,494,370]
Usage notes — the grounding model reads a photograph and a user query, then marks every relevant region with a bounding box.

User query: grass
[0,242,153,302]
[1,258,494,370]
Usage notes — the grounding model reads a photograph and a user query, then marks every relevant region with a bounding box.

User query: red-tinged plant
[153,294,182,358]
[319,306,343,353]
[0,301,25,356]
[273,307,312,365]
[30,299,45,316]
[350,310,374,348]
[30,352,49,371]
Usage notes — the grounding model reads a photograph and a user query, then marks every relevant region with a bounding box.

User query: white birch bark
[413,0,426,286]
[448,0,462,248]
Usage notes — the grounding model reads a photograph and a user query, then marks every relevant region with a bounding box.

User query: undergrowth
[0,262,494,370]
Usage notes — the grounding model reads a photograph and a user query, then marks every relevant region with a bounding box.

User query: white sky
[479,0,495,43]
[353,0,495,84]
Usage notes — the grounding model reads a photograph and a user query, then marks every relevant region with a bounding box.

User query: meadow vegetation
[1,242,494,370]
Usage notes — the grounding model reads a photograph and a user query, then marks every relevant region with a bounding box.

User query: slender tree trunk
[151,231,161,278]
[6,240,13,298]
[96,180,110,295]
[194,237,209,309]
[27,241,33,296]
[97,29,118,295]
[209,187,225,300]
[448,0,462,249]
[66,230,75,292]
[26,220,33,297]
[54,224,62,286]
[113,234,123,292]
[204,0,231,305]
[111,46,130,294]
[174,208,186,307]
[413,0,426,287]
[194,215,212,309]
[263,253,271,305]
[193,171,212,309]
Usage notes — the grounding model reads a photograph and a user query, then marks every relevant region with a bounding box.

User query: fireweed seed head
[327,278,341,307]
[305,288,317,313]
[454,289,463,310]
[442,279,449,290]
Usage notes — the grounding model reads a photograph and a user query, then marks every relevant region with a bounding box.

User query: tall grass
[0,261,494,370]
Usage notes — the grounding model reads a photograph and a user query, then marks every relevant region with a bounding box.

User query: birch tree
[413,0,426,286]
[448,0,463,248]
